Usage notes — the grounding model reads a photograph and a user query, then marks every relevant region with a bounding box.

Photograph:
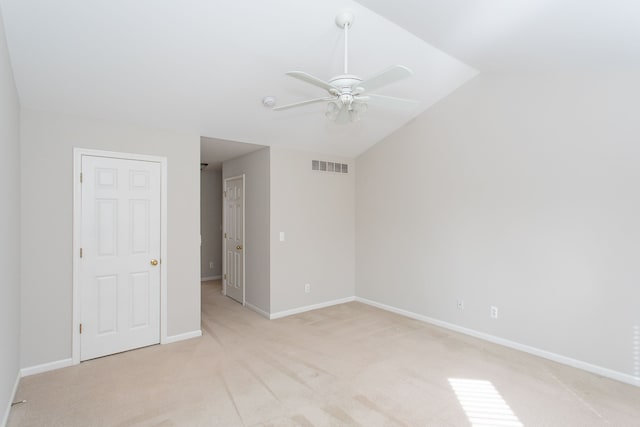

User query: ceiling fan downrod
[335,11,355,75]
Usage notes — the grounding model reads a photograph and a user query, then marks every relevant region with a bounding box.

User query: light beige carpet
[8,280,640,426]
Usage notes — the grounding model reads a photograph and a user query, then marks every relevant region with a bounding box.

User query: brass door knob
[236,245,243,250]
[150,259,159,266]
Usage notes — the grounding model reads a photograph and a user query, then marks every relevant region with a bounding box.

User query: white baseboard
[245,302,270,319]
[18,332,203,377]
[201,275,221,282]
[270,296,356,320]
[1,371,20,427]
[164,330,202,344]
[20,358,73,377]
[355,296,640,388]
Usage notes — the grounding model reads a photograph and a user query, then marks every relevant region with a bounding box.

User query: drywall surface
[0,5,21,424]
[223,148,270,313]
[270,147,355,313]
[200,169,222,278]
[356,72,640,379]
[20,109,201,368]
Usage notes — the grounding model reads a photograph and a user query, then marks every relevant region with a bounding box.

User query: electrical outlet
[457,300,464,311]
[490,306,498,319]
[304,283,311,293]
[209,261,214,269]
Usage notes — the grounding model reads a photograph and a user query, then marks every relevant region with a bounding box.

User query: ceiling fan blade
[356,65,413,93]
[272,96,335,111]
[285,71,339,93]
[366,93,421,107]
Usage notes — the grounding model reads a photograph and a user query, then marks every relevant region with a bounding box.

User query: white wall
[20,109,201,368]
[223,148,271,312]
[200,169,222,279]
[0,5,21,424]
[356,72,640,380]
[270,147,355,314]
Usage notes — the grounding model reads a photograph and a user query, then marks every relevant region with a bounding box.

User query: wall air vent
[311,160,349,174]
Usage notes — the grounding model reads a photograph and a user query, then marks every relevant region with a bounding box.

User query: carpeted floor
[8,280,640,426]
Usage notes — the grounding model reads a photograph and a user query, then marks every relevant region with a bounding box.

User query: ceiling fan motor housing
[329,75,362,91]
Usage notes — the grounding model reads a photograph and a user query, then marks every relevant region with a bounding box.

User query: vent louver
[312,160,349,174]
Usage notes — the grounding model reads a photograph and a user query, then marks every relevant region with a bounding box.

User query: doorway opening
[199,137,264,308]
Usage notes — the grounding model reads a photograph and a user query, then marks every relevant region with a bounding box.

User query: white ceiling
[2,2,638,158]
[0,0,476,158]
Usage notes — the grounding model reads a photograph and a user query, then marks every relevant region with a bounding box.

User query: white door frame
[222,174,245,305]
[72,148,168,365]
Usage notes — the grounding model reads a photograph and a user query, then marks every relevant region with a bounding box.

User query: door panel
[80,155,161,361]
[97,199,117,256]
[96,275,118,334]
[130,272,150,328]
[130,200,150,254]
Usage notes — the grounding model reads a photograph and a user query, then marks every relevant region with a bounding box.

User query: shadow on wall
[200,167,223,279]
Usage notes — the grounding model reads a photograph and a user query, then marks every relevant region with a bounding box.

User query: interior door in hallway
[79,155,161,361]
[223,175,244,304]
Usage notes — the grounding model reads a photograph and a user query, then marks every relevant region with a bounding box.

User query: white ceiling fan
[273,11,419,124]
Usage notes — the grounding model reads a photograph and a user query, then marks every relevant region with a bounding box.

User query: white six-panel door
[223,176,244,304]
[79,155,161,361]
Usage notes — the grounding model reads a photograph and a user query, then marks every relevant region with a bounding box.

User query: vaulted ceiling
[1,1,638,157]
[357,0,640,72]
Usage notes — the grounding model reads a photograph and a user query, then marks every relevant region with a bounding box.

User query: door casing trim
[72,148,168,365]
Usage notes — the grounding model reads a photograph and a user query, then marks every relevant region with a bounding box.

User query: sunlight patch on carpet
[449,378,523,427]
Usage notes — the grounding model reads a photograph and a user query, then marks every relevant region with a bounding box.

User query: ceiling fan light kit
[274,11,418,124]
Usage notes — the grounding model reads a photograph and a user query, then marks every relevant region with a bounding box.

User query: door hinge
[79,323,83,334]
[80,248,83,258]
[80,172,83,183]
[224,232,227,238]
[223,190,227,198]
[223,273,227,280]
